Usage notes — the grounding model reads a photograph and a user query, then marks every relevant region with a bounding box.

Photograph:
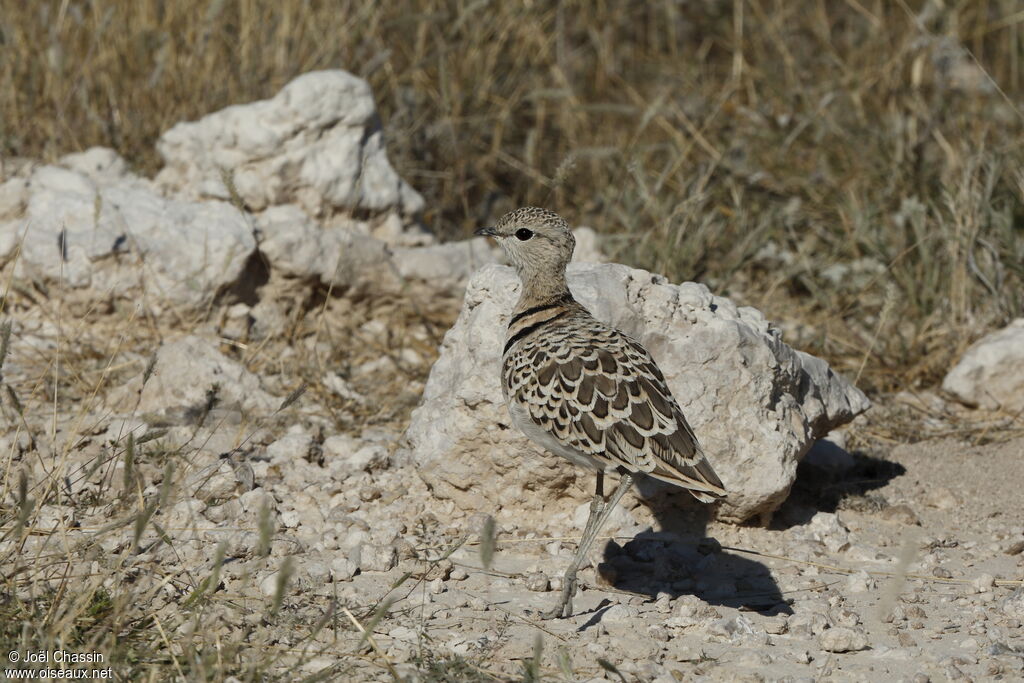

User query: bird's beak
[474,226,497,237]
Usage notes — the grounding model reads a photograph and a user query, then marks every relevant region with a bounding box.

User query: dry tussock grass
[2,1,1024,679]
[2,1,1022,392]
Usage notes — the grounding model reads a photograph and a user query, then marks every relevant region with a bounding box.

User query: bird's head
[475,207,576,281]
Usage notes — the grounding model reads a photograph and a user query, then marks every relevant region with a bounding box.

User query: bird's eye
[515,228,534,241]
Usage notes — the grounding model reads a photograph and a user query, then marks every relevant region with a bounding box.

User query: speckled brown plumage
[501,304,725,501]
[475,206,725,619]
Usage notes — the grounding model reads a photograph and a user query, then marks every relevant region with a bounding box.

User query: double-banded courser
[476,207,726,619]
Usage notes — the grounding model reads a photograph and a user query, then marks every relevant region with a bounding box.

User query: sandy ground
[352,432,1024,681]
[2,289,1021,681]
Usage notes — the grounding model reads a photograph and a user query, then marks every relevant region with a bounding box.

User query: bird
[475,207,726,619]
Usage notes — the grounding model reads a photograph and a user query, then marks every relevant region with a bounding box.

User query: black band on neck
[503,310,568,355]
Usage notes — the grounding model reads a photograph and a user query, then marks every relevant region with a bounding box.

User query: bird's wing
[504,321,726,502]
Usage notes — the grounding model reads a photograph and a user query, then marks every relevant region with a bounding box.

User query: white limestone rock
[155,70,425,229]
[0,177,28,221]
[0,161,255,311]
[59,146,131,183]
[391,237,499,291]
[818,626,870,653]
[255,204,398,293]
[106,334,275,424]
[405,263,870,525]
[942,318,1024,411]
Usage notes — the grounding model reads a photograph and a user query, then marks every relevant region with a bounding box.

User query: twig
[342,606,400,681]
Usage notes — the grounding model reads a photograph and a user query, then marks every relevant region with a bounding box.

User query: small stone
[960,637,979,650]
[923,487,960,510]
[357,544,398,572]
[601,604,639,623]
[330,556,357,581]
[880,504,920,526]
[449,567,469,581]
[819,626,869,652]
[834,608,861,627]
[648,624,671,642]
[898,632,917,647]
[971,573,995,593]
[905,605,927,619]
[932,566,953,579]
[358,485,381,502]
[1001,588,1024,619]
[428,577,445,595]
[763,616,788,635]
[523,572,550,592]
[846,570,876,593]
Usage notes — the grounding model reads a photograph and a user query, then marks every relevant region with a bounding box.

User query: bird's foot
[539,576,576,619]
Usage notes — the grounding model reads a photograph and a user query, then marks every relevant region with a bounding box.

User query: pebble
[356,543,398,572]
[970,573,995,593]
[818,626,869,652]
[880,504,920,526]
[523,572,550,592]
[331,556,357,581]
[648,624,671,642]
[763,615,788,634]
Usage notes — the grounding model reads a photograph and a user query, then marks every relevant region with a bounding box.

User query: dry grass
[2,1,1024,679]
[2,1,1022,392]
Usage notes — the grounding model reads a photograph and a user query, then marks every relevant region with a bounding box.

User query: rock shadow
[594,481,793,618]
[771,441,907,530]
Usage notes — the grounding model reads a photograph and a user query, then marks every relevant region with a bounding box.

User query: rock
[155,70,424,229]
[355,544,398,572]
[922,486,960,510]
[942,319,1024,411]
[0,177,28,220]
[34,505,76,532]
[1000,588,1024,619]
[819,626,869,653]
[322,436,389,474]
[391,238,499,291]
[571,227,605,263]
[406,262,869,524]
[185,460,241,503]
[880,504,920,526]
[1,161,256,311]
[60,146,131,183]
[266,429,314,463]
[255,204,400,293]
[107,335,275,424]
[523,572,550,592]
[331,556,358,581]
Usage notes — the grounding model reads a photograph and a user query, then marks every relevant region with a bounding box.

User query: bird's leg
[542,472,634,619]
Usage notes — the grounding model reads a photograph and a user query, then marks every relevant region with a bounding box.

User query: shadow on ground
[588,443,907,621]
[591,490,792,619]
[772,446,907,529]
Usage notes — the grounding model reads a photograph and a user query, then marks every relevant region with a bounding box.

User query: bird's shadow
[594,498,793,618]
[590,440,906,619]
